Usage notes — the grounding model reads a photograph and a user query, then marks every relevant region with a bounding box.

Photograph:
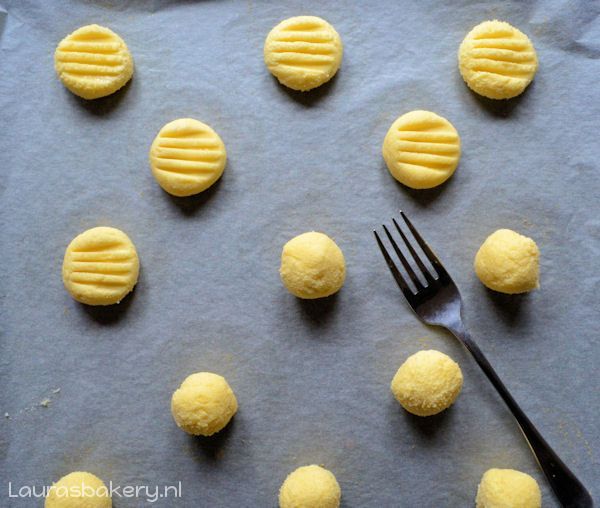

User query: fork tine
[399,211,446,276]
[382,224,424,291]
[374,231,414,296]
[392,218,435,283]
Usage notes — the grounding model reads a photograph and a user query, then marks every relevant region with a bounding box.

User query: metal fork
[374,211,593,508]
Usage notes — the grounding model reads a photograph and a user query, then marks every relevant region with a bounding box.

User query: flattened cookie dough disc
[150,118,227,197]
[55,24,133,100]
[264,16,343,91]
[382,110,461,189]
[459,20,538,100]
[62,227,139,306]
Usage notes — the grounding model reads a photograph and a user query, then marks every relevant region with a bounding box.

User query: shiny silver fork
[374,211,593,508]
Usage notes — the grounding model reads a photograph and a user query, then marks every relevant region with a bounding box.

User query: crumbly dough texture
[474,229,540,294]
[382,110,461,189]
[280,232,346,299]
[459,20,538,100]
[55,24,133,100]
[150,118,227,197]
[391,350,463,416]
[62,227,139,306]
[264,16,343,91]
[279,465,341,508]
[171,372,238,436]
[45,471,111,508]
[476,468,541,508]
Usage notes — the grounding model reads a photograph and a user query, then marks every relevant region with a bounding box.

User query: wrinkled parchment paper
[1,0,598,506]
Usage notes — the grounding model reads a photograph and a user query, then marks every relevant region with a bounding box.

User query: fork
[374,211,593,508]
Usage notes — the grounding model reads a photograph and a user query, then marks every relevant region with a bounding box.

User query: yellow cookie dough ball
[476,468,541,508]
[171,372,238,436]
[382,110,461,189]
[474,229,540,294]
[280,232,346,299]
[45,471,111,508]
[150,118,227,197]
[264,16,343,91]
[459,20,538,100]
[279,465,341,508]
[62,227,139,306]
[391,350,463,417]
[55,24,133,100]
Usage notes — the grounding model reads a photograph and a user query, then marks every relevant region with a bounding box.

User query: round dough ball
[45,471,111,508]
[54,24,133,100]
[264,16,343,91]
[474,229,540,294]
[150,118,227,197]
[171,372,238,436]
[458,20,538,100]
[62,227,139,306]
[476,468,541,508]
[382,110,461,189]
[391,350,463,417]
[280,232,346,299]
[279,465,341,508]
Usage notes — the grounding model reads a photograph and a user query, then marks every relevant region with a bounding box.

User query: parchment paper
[1,0,598,506]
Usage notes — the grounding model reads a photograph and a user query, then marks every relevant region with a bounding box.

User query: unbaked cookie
[279,465,341,508]
[264,16,343,91]
[150,118,227,197]
[391,350,463,416]
[171,372,238,436]
[459,20,538,100]
[476,469,541,508]
[55,24,133,100]
[62,227,139,306]
[382,110,461,189]
[45,471,111,508]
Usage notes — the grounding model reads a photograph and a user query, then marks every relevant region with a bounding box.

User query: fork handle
[449,322,594,508]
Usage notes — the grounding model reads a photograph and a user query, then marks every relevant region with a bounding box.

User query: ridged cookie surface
[150,118,227,197]
[55,24,133,100]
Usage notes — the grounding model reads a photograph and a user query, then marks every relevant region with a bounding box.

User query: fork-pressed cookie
[55,24,133,100]
[264,16,343,91]
[149,118,227,197]
[63,227,139,305]
[459,20,538,99]
[382,110,461,189]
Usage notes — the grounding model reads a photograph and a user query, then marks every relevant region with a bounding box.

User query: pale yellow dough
[459,20,538,100]
[474,229,540,294]
[391,350,463,416]
[150,118,227,197]
[171,372,237,436]
[382,110,461,189]
[45,471,111,508]
[279,465,341,508]
[280,232,345,299]
[62,227,139,306]
[264,16,343,91]
[55,24,133,100]
[476,468,541,508]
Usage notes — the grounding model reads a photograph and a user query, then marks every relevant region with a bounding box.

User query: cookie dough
[391,350,463,416]
[62,227,139,306]
[474,229,540,294]
[382,110,461,189]
[150,118,227,197]
[45,471,111,508]
[280,232,345,299]
[476,468,541,508]
[279,465,341,508]
[459,20,538,100]
[171,372,237,436]
[264,16,343,91]
[55,24,133,100]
